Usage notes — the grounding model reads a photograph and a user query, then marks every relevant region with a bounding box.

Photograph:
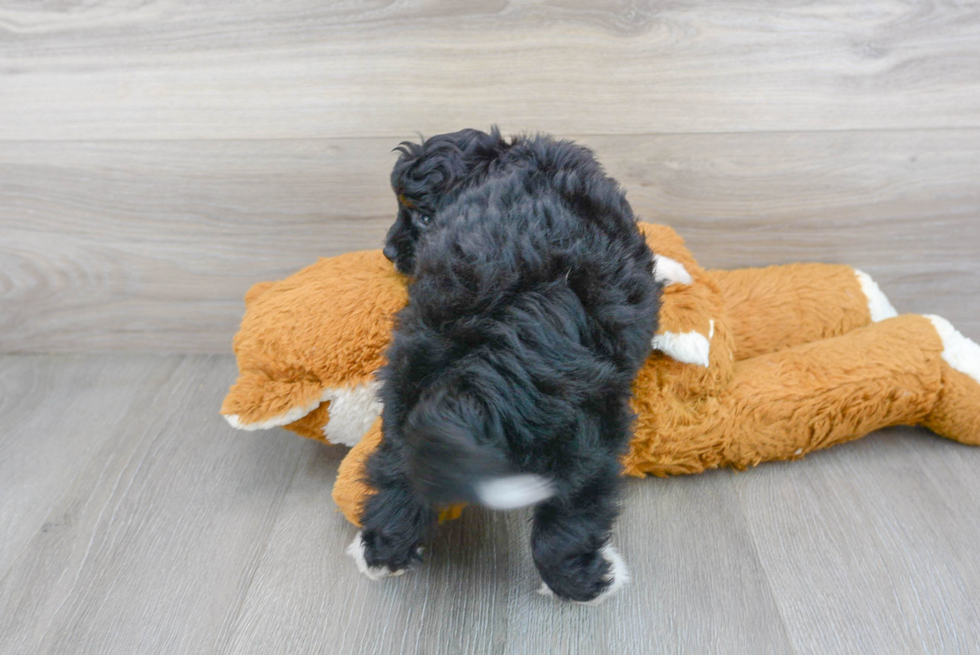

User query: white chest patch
[320,379,383,447]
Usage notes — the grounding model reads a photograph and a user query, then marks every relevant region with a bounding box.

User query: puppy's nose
[382,245,398,262]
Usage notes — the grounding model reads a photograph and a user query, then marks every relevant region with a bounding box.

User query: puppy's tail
[404,394,554,510]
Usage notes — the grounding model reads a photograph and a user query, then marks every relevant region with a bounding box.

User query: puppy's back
[381,138,660,503]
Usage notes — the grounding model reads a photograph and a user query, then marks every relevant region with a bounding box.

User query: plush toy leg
[333,417,384,526]
[627,315,952,475]
[711,264,896,360]
[332,417,466,527]
[718,314,946,468]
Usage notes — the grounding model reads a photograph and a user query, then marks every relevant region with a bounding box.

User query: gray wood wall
[3,0,979,353]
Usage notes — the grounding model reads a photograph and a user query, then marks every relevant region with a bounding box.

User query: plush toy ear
[221,369,325,431]
[243,280,276,307]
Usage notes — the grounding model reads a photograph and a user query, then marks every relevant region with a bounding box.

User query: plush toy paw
[536,544,630,605]
[927,316,980,385]
[923,316,980,445]
[346,530,423,580]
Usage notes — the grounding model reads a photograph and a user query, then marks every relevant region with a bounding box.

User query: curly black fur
[384,126,513,274]
[360,131,661,603]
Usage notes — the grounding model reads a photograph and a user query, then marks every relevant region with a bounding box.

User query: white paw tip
[537,544,630,606]
[475,474,555,510]
[346,532,403,581]
[654,255,693,286]
[579,544,631,606]
[855,270,898,322]
[926,315,980,384]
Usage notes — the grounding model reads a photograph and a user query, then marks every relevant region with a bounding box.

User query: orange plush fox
[221,223,980,525]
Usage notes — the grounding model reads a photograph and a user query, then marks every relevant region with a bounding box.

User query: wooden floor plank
[2,1,979,139]
[0,355,182,575]
[734,428,980,654]
[3,130,978,353]
[218,435,794,654]
[221,451,511,655]
[501,475,795,655]
[2,355,980,653]
[0,355,312,655]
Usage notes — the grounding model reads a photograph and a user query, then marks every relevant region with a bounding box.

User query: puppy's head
[384,127,508,274]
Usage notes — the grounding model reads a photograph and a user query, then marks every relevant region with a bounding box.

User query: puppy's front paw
[346,530,422,580]
[537,544,630,605]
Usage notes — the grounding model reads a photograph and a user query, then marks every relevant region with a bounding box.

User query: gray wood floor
[2,354,980,655]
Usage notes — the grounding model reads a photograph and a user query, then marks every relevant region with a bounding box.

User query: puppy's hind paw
[537,544,631,606]
[346,531,416,580]
[579,544,631,605]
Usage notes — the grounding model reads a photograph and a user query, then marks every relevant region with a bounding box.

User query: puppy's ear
[392,140,464,201]
[390,128,509,202]
[390,139,424,195]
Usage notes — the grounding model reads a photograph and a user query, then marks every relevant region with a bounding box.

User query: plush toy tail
[404,393,554,511]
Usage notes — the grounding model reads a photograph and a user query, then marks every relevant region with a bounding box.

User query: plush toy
[221,223,980,526]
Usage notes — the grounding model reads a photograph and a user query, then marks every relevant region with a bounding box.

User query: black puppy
[349,133,661,604]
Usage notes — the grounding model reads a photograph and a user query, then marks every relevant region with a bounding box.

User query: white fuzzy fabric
[654,255,693,287]
[651,322,713,368]
[320,379,383,447]
[855,270,898,322]
[926,315,980,384]
[223,379,382,447]
[346,532,407,580]
[536,544,631,605]
[474,474,555,510]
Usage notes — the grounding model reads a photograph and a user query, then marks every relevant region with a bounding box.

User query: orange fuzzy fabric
[221,250,405,432]
[221,223,980,526]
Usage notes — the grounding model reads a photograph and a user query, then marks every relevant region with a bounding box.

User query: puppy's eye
[416,214,432,226]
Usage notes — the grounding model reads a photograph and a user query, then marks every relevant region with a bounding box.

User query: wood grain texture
[735,428,980,654]
[2,1,980,139]
[0,355,316,655]
[0,355,181,574]
[3,355,980,654]
[2,131,978,353]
